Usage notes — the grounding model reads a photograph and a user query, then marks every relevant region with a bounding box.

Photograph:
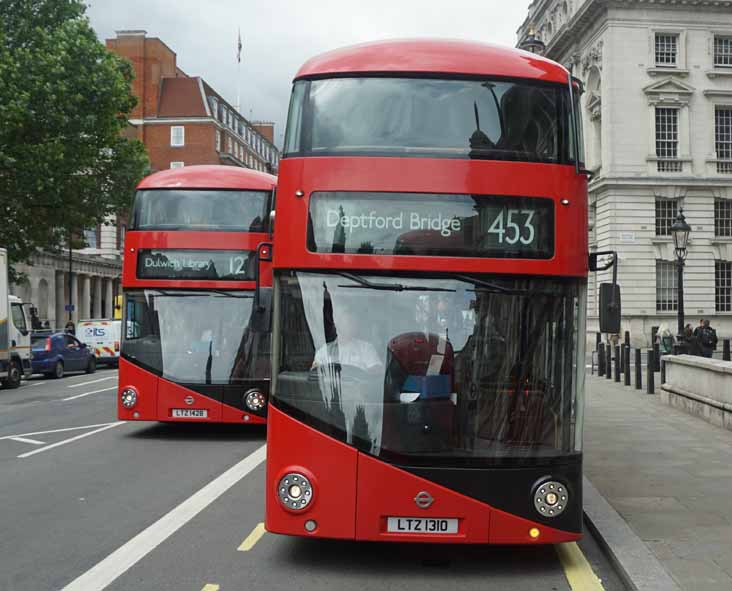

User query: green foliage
[0,0,149,275]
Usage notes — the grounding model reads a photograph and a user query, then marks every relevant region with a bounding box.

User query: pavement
[0,368,630,591]
[584,374,732,591]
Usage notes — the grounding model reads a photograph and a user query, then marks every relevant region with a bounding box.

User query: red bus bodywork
[266,40,588,544]
[118,165,276,425]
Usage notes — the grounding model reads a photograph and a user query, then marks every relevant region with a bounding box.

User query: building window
[656,260,678,312]
[717,261,732,312]
[716,107,732,174]
[83,227,98,249]
[215,129,221,152]
[716,198,732,237]
[655,198,678,236]
[714,36,732,68]
[227,136,232,153]
[117,224,126,249]
[655,108,681,172]
[170,161,184,169]
[655,33,678,67]
[209,96,218,118]
[170,126,185,147]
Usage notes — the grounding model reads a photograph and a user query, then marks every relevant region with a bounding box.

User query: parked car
[30,332,96,378]
[77,319,121,367]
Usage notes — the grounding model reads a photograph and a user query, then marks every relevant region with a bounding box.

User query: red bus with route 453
[265,40,618,544]
[118,165,276,425]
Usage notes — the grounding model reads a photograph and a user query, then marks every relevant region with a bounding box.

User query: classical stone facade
[518,0,732,346]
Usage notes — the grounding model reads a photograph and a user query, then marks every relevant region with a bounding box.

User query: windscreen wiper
[455,274,513,293]
[336,272,455,293]
[209,290,254,299]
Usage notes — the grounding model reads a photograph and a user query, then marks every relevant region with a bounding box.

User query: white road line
[17,422,126,459]
[25,381,45,387]
[67,376,117,388]
[0,422,117,441]
[63,387,116,402]
[8,436,45,445]
[60,445,267,591]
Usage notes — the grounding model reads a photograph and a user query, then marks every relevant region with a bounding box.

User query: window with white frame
[716,261,732,312]
[209,96,218,118]
[655,33,678,67]
[227,136,232,153]
[656,260,678,312]
[215,129,221,152]
[655,108,681,172]
[714,36,732,68]
[170,126,185,147]
[716,107,732,174]
[170,161,184,169]
[655,198,678,236]
[715,198,732,237]
[83,227,98,249]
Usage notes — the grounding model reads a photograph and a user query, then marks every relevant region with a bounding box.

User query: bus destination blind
[308,192,554,259]
[137,249,254,281]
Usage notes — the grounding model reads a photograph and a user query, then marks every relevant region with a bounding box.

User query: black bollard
[724,339,731,362]
[647,349,655,394]
[606,346,612,381]
[653,342,661,371]
[635,348,642,390]
[624,346,631,386]
[598,343,606,376]
[614,346,621,382]
[660,355,666,385]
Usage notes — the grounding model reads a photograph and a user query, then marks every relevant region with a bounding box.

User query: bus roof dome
[137,165,277,191]
[295,39,569,84]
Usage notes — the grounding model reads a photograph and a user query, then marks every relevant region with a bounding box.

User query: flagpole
[236,28,242,114]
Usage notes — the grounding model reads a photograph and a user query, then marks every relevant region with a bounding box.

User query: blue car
[31,332,96,378]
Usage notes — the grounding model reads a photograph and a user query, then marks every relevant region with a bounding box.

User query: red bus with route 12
[265,40,619,544]
[118,165,276,425]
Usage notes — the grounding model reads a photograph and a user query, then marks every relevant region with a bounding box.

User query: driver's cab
[9,295,32,381]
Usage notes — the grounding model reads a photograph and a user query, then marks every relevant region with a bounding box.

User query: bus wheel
[86,357,96,374]
[3,359,21,389]
[52,361,64,379]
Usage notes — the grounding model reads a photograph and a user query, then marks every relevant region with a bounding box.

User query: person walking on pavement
[697,319,718,358]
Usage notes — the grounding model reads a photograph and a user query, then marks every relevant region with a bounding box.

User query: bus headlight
[278,473,313,511]
[120,388,138,409]
[244,389,266,412]
[534,481,568,517]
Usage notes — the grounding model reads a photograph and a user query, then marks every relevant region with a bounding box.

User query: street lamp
[518,27,546,55]
[670,209,691,346]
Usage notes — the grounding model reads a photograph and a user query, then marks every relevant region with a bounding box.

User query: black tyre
[3,359,22,389]
[86,356,96,374]
[53,360,64,379]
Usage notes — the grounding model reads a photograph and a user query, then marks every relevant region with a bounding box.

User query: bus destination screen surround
[137,249,255,281]
[308,192,554,259]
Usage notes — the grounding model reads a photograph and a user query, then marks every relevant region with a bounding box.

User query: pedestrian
[698,319,718,359]
[684,323,702,356]
[64,321,75,335]
[657,323,674,355]
[29,306,42,330]
[42,320,50,329]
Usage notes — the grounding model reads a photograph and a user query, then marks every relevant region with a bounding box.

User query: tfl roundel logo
[184,395,195,406]
[414,491,434,509]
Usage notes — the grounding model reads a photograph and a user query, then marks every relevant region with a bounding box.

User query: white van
[1,249,32,388]
[77,319,121,367]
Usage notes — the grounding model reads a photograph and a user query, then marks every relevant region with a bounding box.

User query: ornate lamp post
[518,27,546,55]
[670,209,691,348]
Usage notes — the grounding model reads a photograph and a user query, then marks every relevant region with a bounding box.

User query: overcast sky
[86,1,531,148]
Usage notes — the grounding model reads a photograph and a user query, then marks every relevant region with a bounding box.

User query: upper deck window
[283,76,577,165]
[131,189,270,232]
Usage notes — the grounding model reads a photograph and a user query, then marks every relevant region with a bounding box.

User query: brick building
[106,30,280,174]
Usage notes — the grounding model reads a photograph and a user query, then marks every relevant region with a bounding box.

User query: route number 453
[486,209,535,245]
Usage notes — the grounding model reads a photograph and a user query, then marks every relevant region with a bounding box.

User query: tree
[0,0,148,278]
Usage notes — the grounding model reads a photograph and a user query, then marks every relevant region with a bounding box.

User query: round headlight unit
[120,388,138,409]
[534,481,568,517]
[244,389,266,412]
[278,473,313,511]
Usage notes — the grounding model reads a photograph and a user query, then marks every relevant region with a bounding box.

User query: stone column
[105,279,114,319]
[81,275,91,320]
[54,272,65,330]
[93,277,103,318]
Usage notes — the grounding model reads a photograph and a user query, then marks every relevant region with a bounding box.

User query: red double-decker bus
[265,40,605,544]
[118,165,276,425]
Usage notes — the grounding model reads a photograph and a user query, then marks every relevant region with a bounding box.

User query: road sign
[64,304,75,312]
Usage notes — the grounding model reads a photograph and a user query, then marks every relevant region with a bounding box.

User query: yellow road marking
[201,585,220,591]
[238,522,266,551]
[556,542,605,591]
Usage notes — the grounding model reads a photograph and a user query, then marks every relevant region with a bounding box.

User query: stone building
[518,0,732,345]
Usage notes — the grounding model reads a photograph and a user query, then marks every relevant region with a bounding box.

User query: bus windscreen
[131,190,269,232]
[308,192,554,259]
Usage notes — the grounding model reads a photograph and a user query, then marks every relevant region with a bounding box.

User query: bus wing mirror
[254,241,273,313]
[251,287,272,333]
[590,251,621,334]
